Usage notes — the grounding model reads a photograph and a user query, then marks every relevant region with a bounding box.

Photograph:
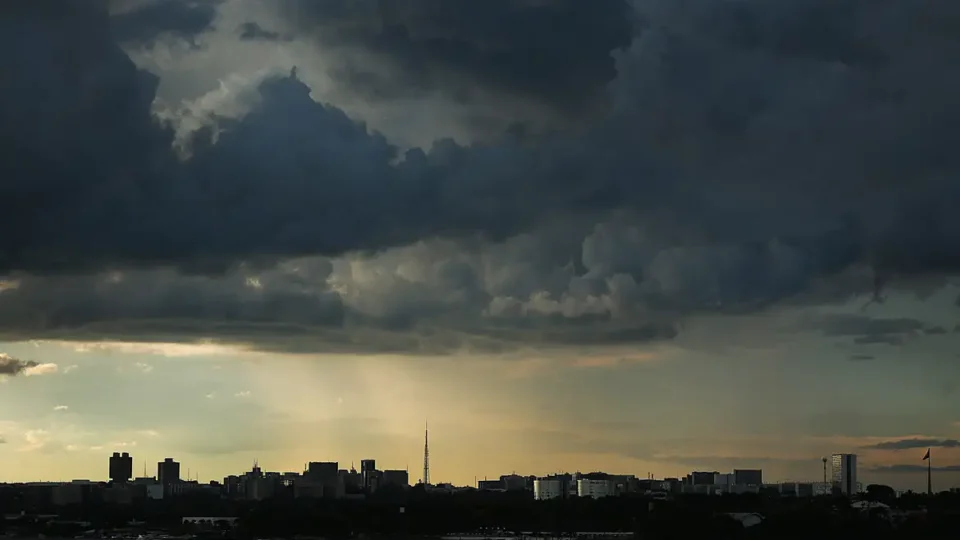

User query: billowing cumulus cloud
[0,0,958,353]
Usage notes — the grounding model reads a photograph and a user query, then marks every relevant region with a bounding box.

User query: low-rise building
[382,469,409,489]
[501,474,532,491]
[714,473,734,489]
[478,479,504,491]
[734,469,763,486]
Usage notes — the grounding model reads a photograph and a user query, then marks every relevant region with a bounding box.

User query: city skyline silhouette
[0,0,959,497]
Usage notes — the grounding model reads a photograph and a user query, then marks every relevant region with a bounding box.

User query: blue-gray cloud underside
[107,0,223,46]
[0,0,959,353]
[869,464,960,473]
[863,438,960,450]
[803,314,952,350]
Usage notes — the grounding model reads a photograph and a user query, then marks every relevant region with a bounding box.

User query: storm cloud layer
[0,0,958,353]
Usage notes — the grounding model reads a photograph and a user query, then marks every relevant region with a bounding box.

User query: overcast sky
[0,0,958,491]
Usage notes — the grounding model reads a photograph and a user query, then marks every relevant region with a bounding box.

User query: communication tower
[422,420,430,486]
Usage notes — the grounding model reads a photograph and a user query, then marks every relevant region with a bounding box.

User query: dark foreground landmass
[2,487,958,539]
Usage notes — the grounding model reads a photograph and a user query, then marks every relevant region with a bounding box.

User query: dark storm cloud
[0,1,179,274]
[811,315,927,337]
[0,354,39,376]
[4,0,959,277]
[0,0,959,352]
[848,354,875,362]
[237,22,285,42]
[274,0,635,110]
[108,0,222,46]
[803,314,938,346]
[853,334,904,346]
[863,438,960,450]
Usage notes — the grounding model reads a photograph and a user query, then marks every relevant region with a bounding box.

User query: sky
[0,0,959,492]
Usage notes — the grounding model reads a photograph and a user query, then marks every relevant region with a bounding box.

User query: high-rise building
[831,454,857,495]
[360,459,377,491]
[158,458,181,485]
[109,452,133,483]
[306,462,338,483]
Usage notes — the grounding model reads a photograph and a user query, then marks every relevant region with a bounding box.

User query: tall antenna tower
[422,420,430,486]
[822,457,828,485]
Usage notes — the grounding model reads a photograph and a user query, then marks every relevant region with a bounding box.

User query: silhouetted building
[382,469,409,489]
[247,472,280,500]
[307,462,338,482]
[158,458,180,486]
[632,478,670,493]
[52,481,94,506]
[223,475,242,497]
[714,473,734,489]
[305,462,341,498]
[366,470,382,492]
[689,471,719,485]
[103,483,134,504]
[281,472,299,487]
[607,474,636,493]
[109,452,133,483]
[146,484,164,499]
[500,474,531,491]
[832,453,857,495]
[478,479,504,491]
[340,467,361,494]
[734,469,763,486]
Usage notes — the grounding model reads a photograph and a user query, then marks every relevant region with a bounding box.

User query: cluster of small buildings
[493,453,863,500]
[222,458,410,500]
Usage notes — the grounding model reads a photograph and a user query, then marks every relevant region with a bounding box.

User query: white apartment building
[533,478,564,500]
[577,478,616,499]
